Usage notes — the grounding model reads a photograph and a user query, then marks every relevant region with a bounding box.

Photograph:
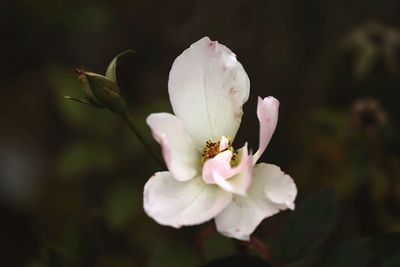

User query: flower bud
[75,68,127,114]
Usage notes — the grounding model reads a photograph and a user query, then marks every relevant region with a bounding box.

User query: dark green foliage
[281,188,338,262]
[370,232,400,267]
[200,254,271,267]
[315,232,400,267]
[317,239,371,267]
[45,247,66,267]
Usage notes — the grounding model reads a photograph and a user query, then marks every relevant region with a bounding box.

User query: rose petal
[168,37,250,146]
[219,136,230,151]
[214,163,295,240]
[144,171,232,228]
[262,164,297,210]
[202,144,252,195]
[252,97,279,164]
[147,113,200,181]
[202,150,232,184]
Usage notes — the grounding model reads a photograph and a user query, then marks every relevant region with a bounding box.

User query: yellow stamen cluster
[201,139,238,166]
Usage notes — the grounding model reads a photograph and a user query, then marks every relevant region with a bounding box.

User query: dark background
[1,0,400,266]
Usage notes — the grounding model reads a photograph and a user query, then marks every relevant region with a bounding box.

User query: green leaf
[56,141,117,178]
[45,246,65,267]
[370,232,400,267]
[147,240,197,267]
[27,261,46,267]
[60,221,98,266]
[383,257,400,267]
[200,254,271,267]
[316,232,400,267]
[318,239,371,267]
[280,188,338,262]
[103,181,141,230]
[203,233,236,261]
[105,50,135,83]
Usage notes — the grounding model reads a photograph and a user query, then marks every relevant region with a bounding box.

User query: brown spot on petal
[234,109,243,119]
[229,87,238,95]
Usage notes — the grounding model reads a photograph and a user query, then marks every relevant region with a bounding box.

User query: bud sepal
[64,50,134,114]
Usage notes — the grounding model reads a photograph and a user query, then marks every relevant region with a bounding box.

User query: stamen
[202,140,221,161]
[202,138,239,166]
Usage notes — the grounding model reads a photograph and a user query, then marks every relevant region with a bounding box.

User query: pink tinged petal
[143,171,232,228]
[202,150,233,184]
[253,97,279,164]
[262,164,297,210]
[214,163,296,241]
[213,155,253,196]
[202,145,252,196]
[168,37,250,146]
[219,136,229,151]
[146,113,200,181]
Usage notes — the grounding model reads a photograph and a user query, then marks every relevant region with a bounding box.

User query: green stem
[120,109,164,168]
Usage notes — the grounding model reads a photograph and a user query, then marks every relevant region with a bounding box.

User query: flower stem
[120,109,164,168]
[195,223,215,263]
[241,236,280,266]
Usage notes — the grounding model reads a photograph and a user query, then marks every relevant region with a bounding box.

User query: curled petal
[215,163,295,240]
[202,150,232,184]
[168,37,250,146]
[147,113,200,181]
[202,145,252,195]
[253,97,279,164]
[262,164,297,210]
[144,172,232,228]
[219,136,230,151]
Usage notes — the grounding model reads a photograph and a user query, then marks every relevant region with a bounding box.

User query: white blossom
[144,37,297,241]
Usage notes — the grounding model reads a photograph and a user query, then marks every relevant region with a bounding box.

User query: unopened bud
[74,68,127,114]
[65,50,133,114]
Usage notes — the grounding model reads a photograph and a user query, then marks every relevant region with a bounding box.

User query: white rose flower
[144,37,297,241]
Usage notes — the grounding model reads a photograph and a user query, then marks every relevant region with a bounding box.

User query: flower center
[201,138,239,166]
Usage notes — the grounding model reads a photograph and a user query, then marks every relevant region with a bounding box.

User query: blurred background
[1,0,400,266]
